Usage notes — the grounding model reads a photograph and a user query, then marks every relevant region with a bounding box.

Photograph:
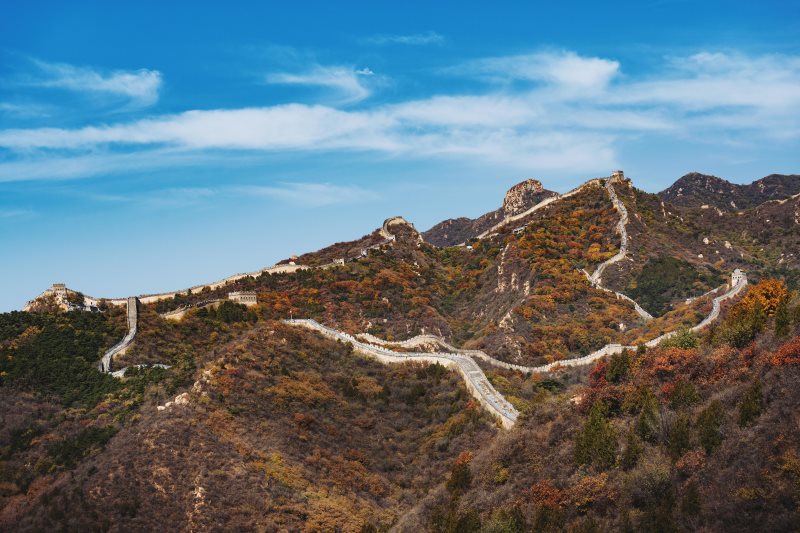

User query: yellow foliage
[354,375,384,397]
[739,279,788,317]
[570,472,610,510]
[252,451,307,490]
[266,371,336,407]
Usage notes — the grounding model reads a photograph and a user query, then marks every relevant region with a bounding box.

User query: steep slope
[422,179,557,246]
[0,320,495,531]
[398,302,800,532]
[6,170,800,532]
[679,191,800,289]
[659,172,800,211]
[597,181,735,316]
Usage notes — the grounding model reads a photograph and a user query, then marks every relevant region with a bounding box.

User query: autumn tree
[739,279,789,317]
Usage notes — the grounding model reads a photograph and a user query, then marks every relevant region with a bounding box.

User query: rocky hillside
[659,172,800,212]
[422,179,557,246]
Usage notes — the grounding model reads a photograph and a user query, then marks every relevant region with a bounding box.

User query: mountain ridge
[658,171,800,211]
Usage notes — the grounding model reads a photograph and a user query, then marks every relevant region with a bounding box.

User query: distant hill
[658,172,800,211]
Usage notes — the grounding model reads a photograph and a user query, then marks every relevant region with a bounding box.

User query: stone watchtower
[228,291,258,306]
[610,170,625,181]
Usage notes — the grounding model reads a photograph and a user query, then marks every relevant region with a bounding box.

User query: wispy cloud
[0,102,50,118]
[84,182,377,209]
[266,65,374,104]
[1,50,798,182]
[0,208,35,218]
[443,50,620,91]
[232,182,379,207]
[362,31,444,46]
[23,59,162,107]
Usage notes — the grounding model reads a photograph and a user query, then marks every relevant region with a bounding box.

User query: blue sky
[1,0,799,311]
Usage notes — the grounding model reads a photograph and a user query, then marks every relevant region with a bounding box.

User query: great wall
[284,318,520,429]
[585,176,655,320]
[286,267,746,427]
[97,297,138,373]
[24,173,750,428]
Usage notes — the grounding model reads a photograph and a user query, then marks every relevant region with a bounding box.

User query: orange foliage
[523,480,566,509]
[455,450,474,466]
[644,347,700,380]
[739,279,789,317]
[569,472,612,510]
[769,337,800,367]
[588,360,609,388]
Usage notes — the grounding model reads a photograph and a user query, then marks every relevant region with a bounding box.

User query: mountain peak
[502,179,545,217]
[422,178,556,246]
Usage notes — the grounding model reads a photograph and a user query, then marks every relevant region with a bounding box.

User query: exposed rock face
[659,172,800,211]
[501,179,545,217]
[422,179,556,246]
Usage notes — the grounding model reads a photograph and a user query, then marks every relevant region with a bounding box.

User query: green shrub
[659,327,698,349]
[606,350,631,383]
[696,400,725,453]
[669,380,700,409]
[575,401,617,469]
[668,413,692,458]
[738,380,764,427]
[635,389,660,443]
[621,429,643,470]
[47,426,117,468]
[483,507,526,533]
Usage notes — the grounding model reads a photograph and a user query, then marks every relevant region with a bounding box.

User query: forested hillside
[2,172,800,531]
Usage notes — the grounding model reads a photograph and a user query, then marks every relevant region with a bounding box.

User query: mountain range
[1,170,799,532]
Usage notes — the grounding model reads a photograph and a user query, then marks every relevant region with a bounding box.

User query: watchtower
[228,291,258,306]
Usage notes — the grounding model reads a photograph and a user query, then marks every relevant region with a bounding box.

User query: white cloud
[266,65,373,104]
[25,59,162,107]
[1,50,798,182]
[363,31,444,46]
[445,50,620,91]
[614,52,800,110]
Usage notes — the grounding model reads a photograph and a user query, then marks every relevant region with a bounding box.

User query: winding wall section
[284,318,519,429]
[298,269,747,397]
[98,297,138,373]
[585,179,654,320]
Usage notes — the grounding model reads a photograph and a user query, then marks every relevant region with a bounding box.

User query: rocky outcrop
[422,179,556,246]
[501,179,547,217]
